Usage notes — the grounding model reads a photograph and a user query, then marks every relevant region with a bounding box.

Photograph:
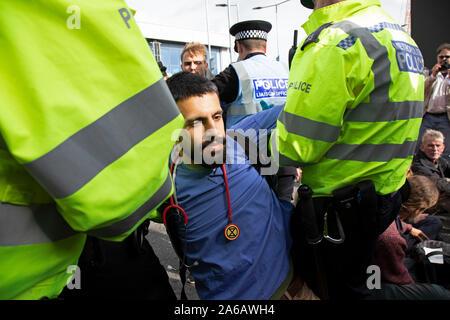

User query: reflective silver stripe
[0,202,78,246]
[322,22,420,162]
[279,110,341,143]
[333,21,422,123]
[345,101,423,122]
[227,102,262,116]
[24,78,179,199]
[228,61,262,116]
[87,172,172,239]
[325,140,417,162]
[333,21,391,106]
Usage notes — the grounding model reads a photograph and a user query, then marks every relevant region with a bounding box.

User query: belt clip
[323,211,345,244]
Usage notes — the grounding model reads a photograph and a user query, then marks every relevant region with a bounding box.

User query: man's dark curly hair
[166,71,219,102]
[436,43,450,55]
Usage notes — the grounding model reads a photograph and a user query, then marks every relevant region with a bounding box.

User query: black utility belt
[296,180,379,246]
[378,190,399,200]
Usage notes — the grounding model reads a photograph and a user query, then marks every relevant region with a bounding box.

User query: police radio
[288,30,298,70]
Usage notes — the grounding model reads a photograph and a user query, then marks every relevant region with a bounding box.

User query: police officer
[271,0,425,299]
[213,20,289,128]
[0,1,182,300]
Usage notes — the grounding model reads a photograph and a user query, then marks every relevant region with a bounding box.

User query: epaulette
[301,22,334,51]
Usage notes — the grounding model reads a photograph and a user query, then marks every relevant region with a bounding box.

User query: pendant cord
[221,164,232,222]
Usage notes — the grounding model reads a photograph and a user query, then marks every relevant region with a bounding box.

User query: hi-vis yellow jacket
[271,0,424,197]
[0,0,183,299]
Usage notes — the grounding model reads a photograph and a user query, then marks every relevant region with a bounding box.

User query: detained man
[163,72,317,300]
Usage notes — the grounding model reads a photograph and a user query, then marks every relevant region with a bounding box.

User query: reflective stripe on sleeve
[24,78,179,199]
[345,100,423,122]
[277,20,421,166]
[319,21,420,162]
[278,110,341,143]
[333,21,422,123]
[0,203,77,246]
[325,140,417,162]
[333,21,391,104]
[86,172,172,239]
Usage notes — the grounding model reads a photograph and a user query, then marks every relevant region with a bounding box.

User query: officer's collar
[244,52,266,60]
[302,0,381,34]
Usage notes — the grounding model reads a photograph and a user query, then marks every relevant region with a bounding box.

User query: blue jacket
[173,105,293,299]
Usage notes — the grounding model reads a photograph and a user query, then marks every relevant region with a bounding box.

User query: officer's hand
[410,227,429,242]
[296,168,302,183]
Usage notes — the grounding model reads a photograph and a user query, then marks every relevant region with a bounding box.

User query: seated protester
[370,175,450,300]
[412,129,450,214]
[401,205,443,252]
[164,72,317,300]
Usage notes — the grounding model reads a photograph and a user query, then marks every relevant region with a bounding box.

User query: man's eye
[214,114,222,120]
[192,120,203,126]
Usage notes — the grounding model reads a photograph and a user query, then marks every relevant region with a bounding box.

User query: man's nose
[205,119,217,131]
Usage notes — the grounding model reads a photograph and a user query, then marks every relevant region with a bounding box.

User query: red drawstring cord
[221,164,232,223]
[163,156,188,226]
[169,159,177,206]
[164,159,233,229]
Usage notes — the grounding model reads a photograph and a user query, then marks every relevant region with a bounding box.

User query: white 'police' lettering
[253,78,288,99]
[392,41,424,75]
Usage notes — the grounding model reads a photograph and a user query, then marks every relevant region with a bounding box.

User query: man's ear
[419,143,425,152]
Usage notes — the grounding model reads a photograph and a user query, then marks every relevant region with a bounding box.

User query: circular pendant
[224,223,240,241]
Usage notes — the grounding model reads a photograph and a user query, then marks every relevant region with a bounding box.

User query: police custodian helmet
[300,0,314,9]
[229,20,272,53]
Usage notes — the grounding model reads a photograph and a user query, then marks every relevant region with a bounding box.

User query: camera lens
[439,61,449,71]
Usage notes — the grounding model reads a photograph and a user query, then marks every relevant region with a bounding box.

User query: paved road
[146,221,199,300]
